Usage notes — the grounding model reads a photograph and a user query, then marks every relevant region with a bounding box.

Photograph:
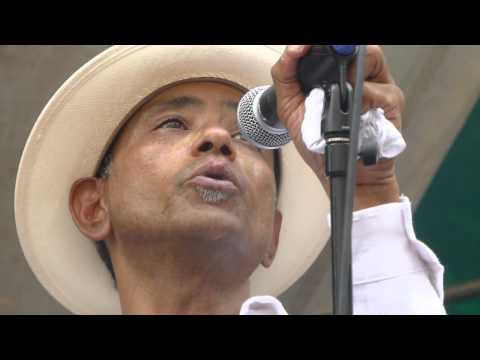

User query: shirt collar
[239,296,288,315]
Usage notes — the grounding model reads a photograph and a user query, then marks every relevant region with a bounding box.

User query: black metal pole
[324,83,354,315]
[445,278,480,304]
[327,45,367,315]
[339,45,367,315]
[330,175,351,313]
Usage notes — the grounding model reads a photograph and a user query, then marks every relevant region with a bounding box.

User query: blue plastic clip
[331,45,357,56]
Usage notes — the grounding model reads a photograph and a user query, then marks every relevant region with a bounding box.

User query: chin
[158,189,251,244]
[186,207,245,237]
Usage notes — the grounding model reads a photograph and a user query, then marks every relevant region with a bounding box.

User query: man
[15,45,446,314]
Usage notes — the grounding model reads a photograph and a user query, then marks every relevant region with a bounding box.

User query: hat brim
[15,45,330,314]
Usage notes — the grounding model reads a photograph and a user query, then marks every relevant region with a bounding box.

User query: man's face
[103,81,281,281]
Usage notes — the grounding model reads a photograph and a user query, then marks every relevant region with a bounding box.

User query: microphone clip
[298,45,379,169]
[322,82,354,178]
[322,81,379,175]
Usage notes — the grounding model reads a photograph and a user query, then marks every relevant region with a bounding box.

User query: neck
[109,239,251,315]
[119,279,249,315]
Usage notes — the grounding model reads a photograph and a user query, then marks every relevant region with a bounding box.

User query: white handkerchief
[301,88,407,159]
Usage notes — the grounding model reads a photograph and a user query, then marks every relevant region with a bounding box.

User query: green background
[414,99,480,314]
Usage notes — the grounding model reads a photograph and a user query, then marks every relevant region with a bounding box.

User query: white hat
[14,45,330,314]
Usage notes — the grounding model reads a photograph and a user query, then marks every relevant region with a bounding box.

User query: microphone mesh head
[237,86,291,149]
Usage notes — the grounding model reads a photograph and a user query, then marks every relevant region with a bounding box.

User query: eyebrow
[151,96,206,113]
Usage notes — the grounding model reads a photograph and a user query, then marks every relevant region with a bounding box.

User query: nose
[191,127,236,162]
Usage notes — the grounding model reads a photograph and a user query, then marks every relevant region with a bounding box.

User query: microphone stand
[264,44,370,314]
[322,45,367,315]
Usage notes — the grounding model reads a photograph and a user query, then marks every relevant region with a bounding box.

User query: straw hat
[14,45,330,314]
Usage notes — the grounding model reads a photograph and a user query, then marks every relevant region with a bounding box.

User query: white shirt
[240,196,447,315]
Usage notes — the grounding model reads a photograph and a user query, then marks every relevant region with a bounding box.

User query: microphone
[237,45,358,149]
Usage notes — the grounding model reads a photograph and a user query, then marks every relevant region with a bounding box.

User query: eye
[155,118,187,130]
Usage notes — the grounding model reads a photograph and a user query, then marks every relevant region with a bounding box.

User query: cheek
[108,140,187,212]
[242,155,277,224]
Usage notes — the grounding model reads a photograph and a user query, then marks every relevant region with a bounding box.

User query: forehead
[141,80,244,115]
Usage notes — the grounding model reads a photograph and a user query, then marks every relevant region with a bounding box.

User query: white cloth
[301,88,407,159]
[240,196,446,315]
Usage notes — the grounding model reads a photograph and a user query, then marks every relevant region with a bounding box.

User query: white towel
[301,88,407,159]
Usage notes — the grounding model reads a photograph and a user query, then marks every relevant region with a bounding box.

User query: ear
[261,210,283,268]
[69,177,112,242]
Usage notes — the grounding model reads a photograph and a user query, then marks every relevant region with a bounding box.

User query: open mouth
[189,175,238,199]
[204,172,225,180]
[185,160,241,203]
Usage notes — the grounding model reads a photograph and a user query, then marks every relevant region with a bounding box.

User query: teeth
[195,186,229,203]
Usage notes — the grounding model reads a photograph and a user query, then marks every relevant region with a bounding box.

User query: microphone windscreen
[237,86,291,149]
